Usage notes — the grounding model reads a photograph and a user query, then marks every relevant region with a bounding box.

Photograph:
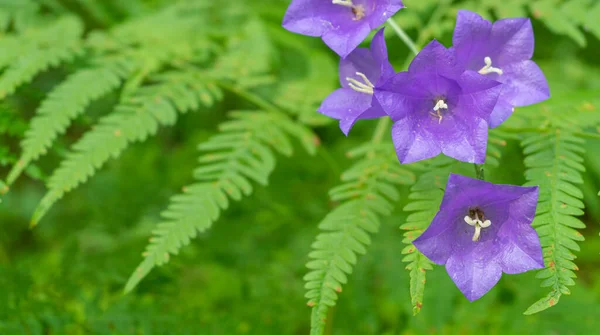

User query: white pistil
[346,72,374,95]
[478,57,503,75]
[464,213,491,242]
[430,99,448,124]
[332,0,354,7]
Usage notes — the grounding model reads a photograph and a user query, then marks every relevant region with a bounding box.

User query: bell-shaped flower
[317,28,394,135]
[375,40,502,164]
[413,174,544,302]
[282,0,404,57]
[452,10,550,128]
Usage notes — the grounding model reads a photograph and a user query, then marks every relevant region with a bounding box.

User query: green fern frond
[6,57,136,185]
[305,139,415,335]
[0,16,84,100]
[125,110,316,292]
[400,157,454,315]
[522,128,586,314]
[30,71,222,227]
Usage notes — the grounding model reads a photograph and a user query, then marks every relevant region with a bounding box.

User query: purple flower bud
[375,41,502,164]
[317,29,394,135]
[453,10,551,128]
[282,0,404,57]
[414,174,544,302]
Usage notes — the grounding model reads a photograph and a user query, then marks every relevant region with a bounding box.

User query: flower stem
[372,117,391,144]
[474,164,485,180]
[386,19,419,56]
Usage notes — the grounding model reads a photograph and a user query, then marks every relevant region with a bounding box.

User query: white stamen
[478,57,503,75]
[346,72,374,95]
[332,0,354,7]
[430,100,448,124]
[464,212,492,242]
[433,100,448,111]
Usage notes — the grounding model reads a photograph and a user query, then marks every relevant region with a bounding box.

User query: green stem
[216,81,279,113]
[474,164,485,180]
[386,19,418,56]
[371,117,391,144]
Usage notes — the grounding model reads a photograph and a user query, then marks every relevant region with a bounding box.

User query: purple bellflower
[452,10,550,128]
[375,41,502,164]
[414,174,544,301]
[282,0,404,57]
[317,28,394,135]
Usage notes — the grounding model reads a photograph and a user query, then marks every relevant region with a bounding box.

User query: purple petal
[497,60,550,107]
[453,10,492,69]
[413,209,464,264]
[369,28,395,84]
[454,70,502,122]
[282,0,341,37]
[366,0,405,29]
[438,116,488,164]
[317,88,375,135]
[453,10,492,48]
[489,97,515,129]
[491,18,534,65]
[322,22,372,58]
[391,118,441,164]
[339,48,379,89]
[408,40,461,78]
[498,187,544,273]
[375,72,430,120]
[446,251,503,301]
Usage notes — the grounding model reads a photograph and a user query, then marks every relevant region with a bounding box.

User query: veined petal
[282,0,341,37]
[369,28,395,84]
[339,48,379,89]
[408,40,461,78]
[391,117,441,164]
[317,88,373,135]
[438,115,488,164]
[497,60,550,107]
[446,251,503,302]
[323,23,372,58]
[491,18,534,65]
[453,10,492,69]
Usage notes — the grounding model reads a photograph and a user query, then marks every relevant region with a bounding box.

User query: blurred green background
[0,0,599,334]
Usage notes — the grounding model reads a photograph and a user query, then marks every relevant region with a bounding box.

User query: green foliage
[305,129,415,335]
[0,0,600,334]
[511,92,600,314]
[400,158,453,315]
[126,109,316,292]
[399,0,600,47]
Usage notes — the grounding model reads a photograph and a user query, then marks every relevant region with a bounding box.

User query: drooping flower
[317,28,394,135]
[413,174,544,302]
[452,10,550,128]
[282,0,404,57]
[375,40,502,164]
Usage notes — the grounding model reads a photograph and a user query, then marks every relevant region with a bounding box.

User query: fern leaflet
[522,128,586,314]
[6,58,136,185]
[30,71,222,226]
[400,157,454,315]
[0,16,84,100]
[125,110,316,292]
[305,133,415,335]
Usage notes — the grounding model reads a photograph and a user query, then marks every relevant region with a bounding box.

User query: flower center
[332,0,365,20]
[464,208,491,242]
[346,72,374,95]
[478,57,503,75]
[430,99,448,124]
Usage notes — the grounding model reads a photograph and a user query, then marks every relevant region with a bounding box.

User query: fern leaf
[30,72,222,226]
[305,141,415,335]
[522,129,586,314]
[125,110,316,292]
[0,16,84,100]
[6,58,136,185]
[400,157,454,315]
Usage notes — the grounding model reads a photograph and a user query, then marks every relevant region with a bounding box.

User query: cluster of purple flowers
[284,1,548,302]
